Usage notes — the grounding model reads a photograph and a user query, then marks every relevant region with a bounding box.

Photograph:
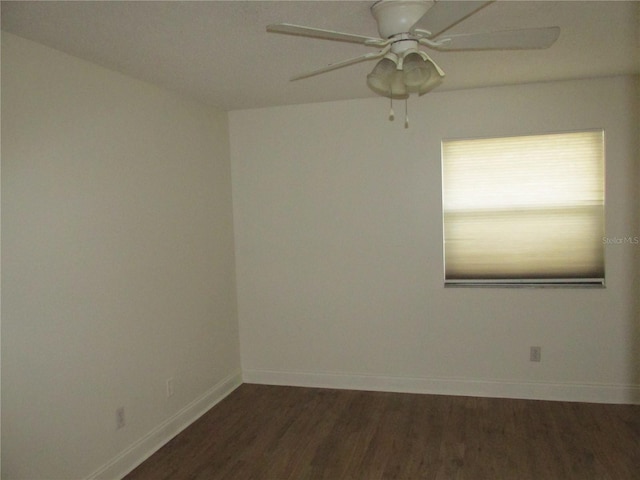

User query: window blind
[442,130,605,286]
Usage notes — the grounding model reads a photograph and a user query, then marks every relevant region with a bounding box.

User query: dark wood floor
[125,384,640,480]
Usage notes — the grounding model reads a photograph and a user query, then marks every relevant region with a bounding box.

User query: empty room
[1,1,639,479]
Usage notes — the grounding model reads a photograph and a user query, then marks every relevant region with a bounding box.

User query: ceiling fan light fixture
[367,49,444,99]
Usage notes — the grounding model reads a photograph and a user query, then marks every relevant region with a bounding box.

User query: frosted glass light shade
[389,71,409,99]
[417,61,443,95]
[366,58,397,96]
[402,52,431,89]
[367,58,409,99]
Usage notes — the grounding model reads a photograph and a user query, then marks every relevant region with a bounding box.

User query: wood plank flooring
[125,384,640,480]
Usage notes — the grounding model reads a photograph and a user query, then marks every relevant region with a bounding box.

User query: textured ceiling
[2,1,639,111]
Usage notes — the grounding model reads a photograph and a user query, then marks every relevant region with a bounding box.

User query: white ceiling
[2,1,639,111]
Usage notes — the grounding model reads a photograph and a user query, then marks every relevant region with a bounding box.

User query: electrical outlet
[116,406,126,429]
[166,378,174,398]
[530,346,542,362]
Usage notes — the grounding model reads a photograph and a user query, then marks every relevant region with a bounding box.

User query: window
[441,130,605,286]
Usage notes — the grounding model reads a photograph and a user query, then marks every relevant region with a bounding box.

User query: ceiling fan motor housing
[371,0,431,39]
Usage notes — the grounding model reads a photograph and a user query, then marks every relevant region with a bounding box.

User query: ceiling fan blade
[412,1,494,38]
[434,26,561,51]
[290,51,386,81]
[267,23,381,45]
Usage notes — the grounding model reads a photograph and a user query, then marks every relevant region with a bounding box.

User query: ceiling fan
[267,0,560,113]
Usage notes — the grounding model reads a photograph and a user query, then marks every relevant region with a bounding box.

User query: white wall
[1,32,241,479]
[230,75,640,404]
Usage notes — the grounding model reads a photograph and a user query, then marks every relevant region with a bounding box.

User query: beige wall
[230,75,640,403]
[1,32,241,479]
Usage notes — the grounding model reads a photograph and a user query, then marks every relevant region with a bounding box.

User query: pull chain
[404,98,409,129]
[386,93,410,127]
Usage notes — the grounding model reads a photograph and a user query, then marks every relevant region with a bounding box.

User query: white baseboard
[87,371,242,480]
[242,368,640,405]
